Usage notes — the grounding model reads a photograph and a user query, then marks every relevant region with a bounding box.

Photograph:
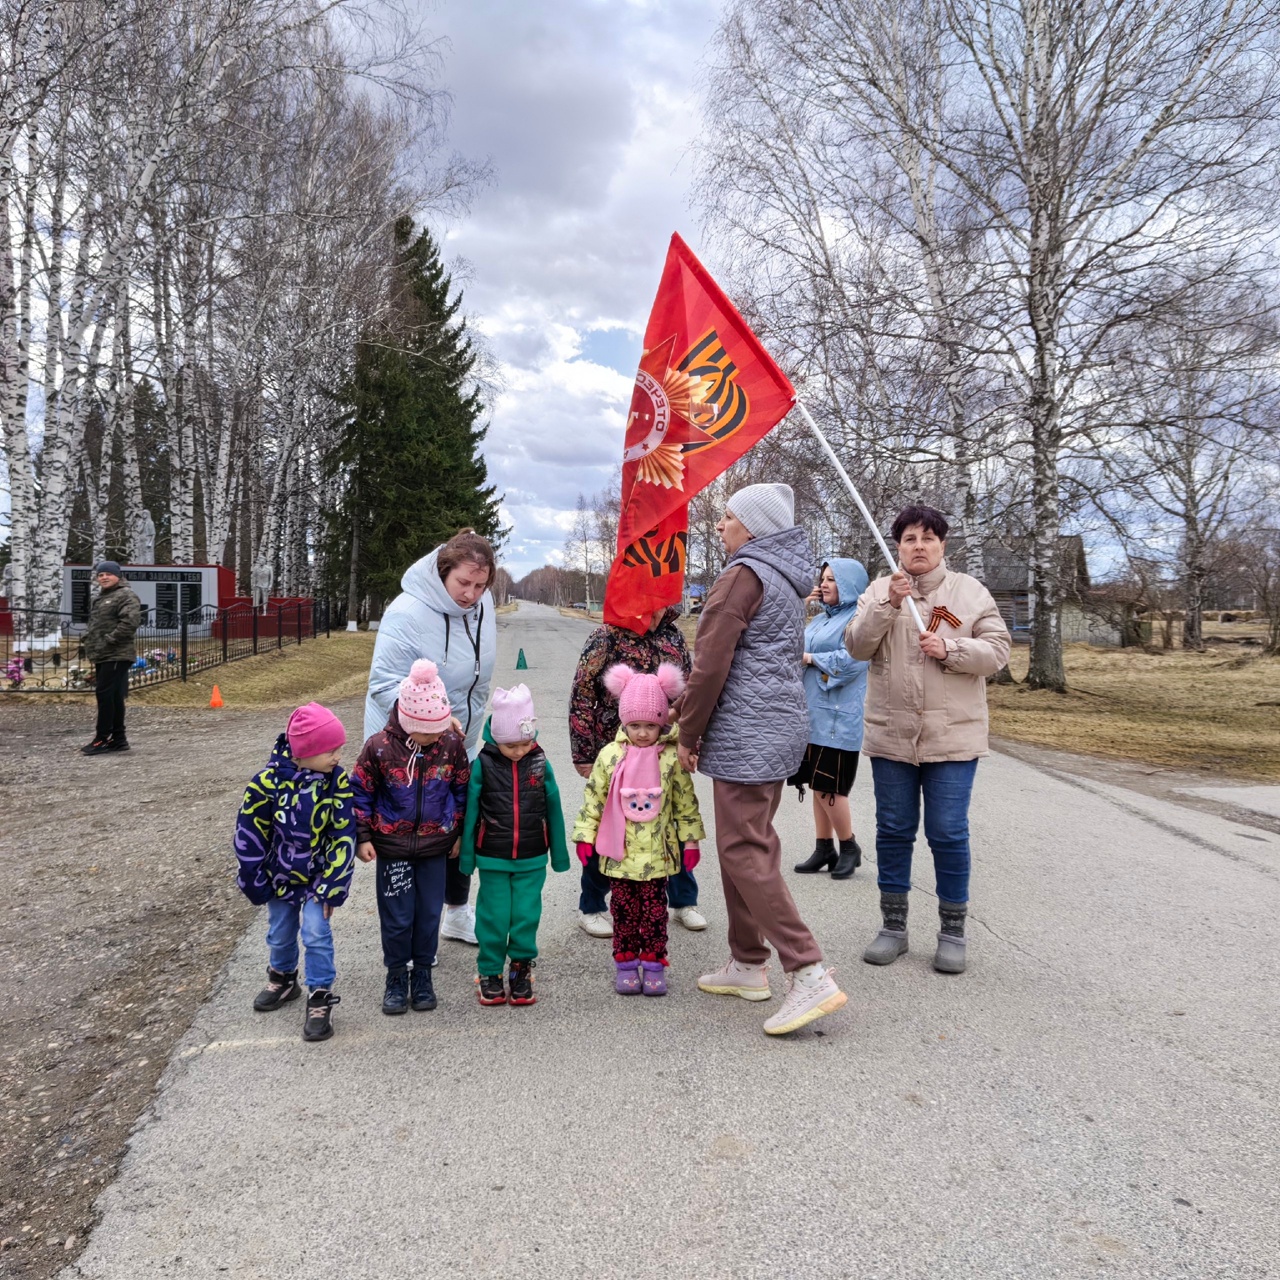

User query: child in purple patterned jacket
[351,660,470,1016]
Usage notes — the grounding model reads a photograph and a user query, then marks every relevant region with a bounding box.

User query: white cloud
[428,0,722,576]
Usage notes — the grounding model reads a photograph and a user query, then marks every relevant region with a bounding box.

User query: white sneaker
[762,964,847,1036]
[672,906,707,931]
[697,958,771,1002]
[579,911,614,938]
[440,904,478,945]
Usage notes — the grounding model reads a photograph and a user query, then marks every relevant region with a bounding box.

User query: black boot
[410,965,437,1012]
[106,737,131,752]
[508,959,536,1006]
[253,966,301,1012]
[303,988,340,1042]
[80,738,111,756]
[382,966,409,1015]
[831,838,862,880]
[794,838,836,873]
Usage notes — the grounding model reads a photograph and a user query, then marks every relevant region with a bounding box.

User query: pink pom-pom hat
[397,659,453,735]
[603,662,684,728]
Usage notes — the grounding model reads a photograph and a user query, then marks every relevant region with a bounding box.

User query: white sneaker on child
[440,903,478,945]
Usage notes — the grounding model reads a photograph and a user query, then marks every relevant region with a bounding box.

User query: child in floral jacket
[573,664,704,996]
[352,659,470,1016]
[234,702,356,1043]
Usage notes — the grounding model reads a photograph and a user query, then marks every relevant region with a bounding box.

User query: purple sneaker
[614,958,641,995]
[640,960,668,997]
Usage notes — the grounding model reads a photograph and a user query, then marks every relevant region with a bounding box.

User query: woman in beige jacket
[844,505,1010,974]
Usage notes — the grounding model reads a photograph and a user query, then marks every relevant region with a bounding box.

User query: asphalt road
[62,603,1280,1279]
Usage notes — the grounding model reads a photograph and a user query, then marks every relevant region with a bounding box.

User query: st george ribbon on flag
[603,233,796,633]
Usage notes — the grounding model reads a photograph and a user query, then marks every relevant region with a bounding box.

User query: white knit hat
[726,483,795,538]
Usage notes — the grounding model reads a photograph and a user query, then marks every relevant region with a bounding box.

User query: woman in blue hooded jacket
[791,557,870,880]
[363,530,498,946]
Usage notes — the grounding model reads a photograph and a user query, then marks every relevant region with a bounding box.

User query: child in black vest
[459,684,569,1005]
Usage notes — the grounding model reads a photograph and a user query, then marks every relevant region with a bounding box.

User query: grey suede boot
[934,900,968,973]
[863,892,909,965]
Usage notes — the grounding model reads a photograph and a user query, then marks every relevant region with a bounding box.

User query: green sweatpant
[475,863,548,975]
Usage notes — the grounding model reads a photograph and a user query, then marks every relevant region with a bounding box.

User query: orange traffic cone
[209,685,224,709]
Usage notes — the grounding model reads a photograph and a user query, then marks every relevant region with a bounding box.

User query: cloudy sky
[425,0,724,578]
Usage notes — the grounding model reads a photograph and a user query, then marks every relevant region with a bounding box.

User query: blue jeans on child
[266,896,336,989]
[870,757,979,904]
[376,856,447,970]
[579,860,698,914]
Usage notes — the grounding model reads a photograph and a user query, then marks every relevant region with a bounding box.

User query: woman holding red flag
[679,483,846,1036]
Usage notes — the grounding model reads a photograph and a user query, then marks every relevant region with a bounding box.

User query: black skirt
[788,743,859,797]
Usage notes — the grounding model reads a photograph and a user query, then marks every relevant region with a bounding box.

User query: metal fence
[1,599,333,692]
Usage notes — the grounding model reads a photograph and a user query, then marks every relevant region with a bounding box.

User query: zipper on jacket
[411,756,424,856]
[462,605,484,740]
[511,756,520,858]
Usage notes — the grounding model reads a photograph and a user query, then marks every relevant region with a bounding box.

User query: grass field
[131,629,376,709]
[988,644,1280,780]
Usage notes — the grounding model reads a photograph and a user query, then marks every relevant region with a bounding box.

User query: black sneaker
[410,966,437,1012]
[81,739,111,756]
[106,738,131,752]
[508,959,536,1006]
[253,966,301,1012]
[478,974,507,1006]
[303,988,340,1042]
[382,966,409,1015]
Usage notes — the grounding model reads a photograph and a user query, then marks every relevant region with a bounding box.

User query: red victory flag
[604,233,795,632]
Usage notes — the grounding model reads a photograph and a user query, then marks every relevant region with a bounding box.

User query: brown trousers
[713,779,823,972]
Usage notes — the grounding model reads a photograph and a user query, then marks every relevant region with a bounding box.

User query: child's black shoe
[410,965,437,1011]
[303,988,339,1042]
[253,967,301,1012]
[478,974,507,1006]
[383,966,409,1015]
[508,959,536,1006]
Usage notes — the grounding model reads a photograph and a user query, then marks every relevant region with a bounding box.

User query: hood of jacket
[820,557,869,617]
[401,546,475,619]
[731,525,816,599]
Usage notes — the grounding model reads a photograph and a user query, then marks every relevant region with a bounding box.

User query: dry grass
[989,644,1280,779]
[130,630,376,710]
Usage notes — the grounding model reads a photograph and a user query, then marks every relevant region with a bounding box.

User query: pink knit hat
[286,702,346,759]
[490,684,537,744]
[397,659,453,735]
[603,663,685,727]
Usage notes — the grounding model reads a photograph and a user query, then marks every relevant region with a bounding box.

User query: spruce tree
[326,217,500,618]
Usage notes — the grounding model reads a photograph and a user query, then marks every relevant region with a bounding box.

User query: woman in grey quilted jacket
[677,483,847,1038]
[844,504,1011,975]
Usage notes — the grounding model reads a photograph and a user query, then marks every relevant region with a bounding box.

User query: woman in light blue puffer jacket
[790,557,870,880]
[363,531,498,946]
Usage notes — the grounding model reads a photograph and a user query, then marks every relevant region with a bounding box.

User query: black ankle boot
[794,838,837,873]
[253,966,301,1012]
[831,838,862,880]
[303,988,340,1042]
[410,965,437,1011]
[382,966,409,1015]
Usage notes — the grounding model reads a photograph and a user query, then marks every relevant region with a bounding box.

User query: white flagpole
[794,399,927,635]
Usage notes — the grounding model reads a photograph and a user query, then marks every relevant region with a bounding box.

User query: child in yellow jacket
[573,663,704,996]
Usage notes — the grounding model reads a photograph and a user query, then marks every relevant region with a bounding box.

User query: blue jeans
[266,896,336,990]
[869,757,978,904]
[377,856,447,970]
[578,859,698,913]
